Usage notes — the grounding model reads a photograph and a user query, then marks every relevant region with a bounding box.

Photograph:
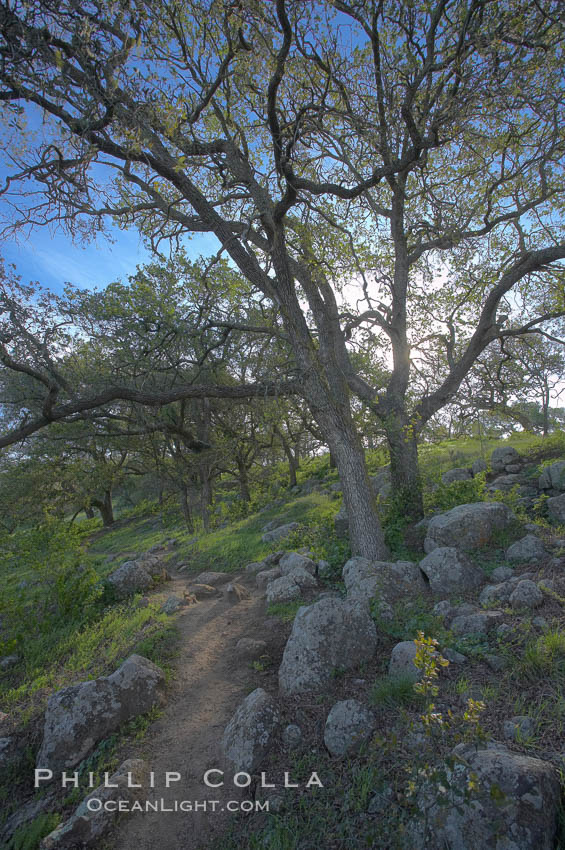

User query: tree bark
[179,484,194,533]
[385,416,423,521]
[236,459,251,502]
[92,489,114,526]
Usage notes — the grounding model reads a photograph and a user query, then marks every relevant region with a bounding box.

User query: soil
[111,568,288,850]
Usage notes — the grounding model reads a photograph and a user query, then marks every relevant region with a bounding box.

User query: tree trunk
[92,489,114,526]
[329,450,336,469]
[179,484,194,533]
[325,416,389,559]
[200,469,212,532]
[385,418,423,521]
[236,459,251,502]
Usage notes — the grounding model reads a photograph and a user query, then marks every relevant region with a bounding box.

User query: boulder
[106,562,153,598]
[278,596,377,695]
[279,552,316,576]
[193,571,230,586]
[261,522,299,543]
[503,715,536,742]
[0,654,19,670]
[0,736,19,770]
[343,557,427,608]
[472,459,487,475]
[479,582,513,607]
[539,460,565,492]
[282,724,303,750]
[334,504,349,537]
[323,699,375,757]
[235,638,268,659]
[485,473,523,494]
[289,566,317,588]
[160,594,189,614]
[245,561,267,574]
[256,568,281,589]
[408,743,559,850]
[263,551,284,566]
[419,547,485,595]
[224,582,250,603]
[441,468,472,485]
[189,583,220,598]
[424,502,515,553]
[506,534,547,563]
[491,565,514,582]
[450,609,503,635]
[221,688,280,772]
[37,656,165,773]
[369,469,392,499]
[491,445,521,474]
[547,493,565,525]
[39,759,148,849]
[388,641,421,682]
[266,575,302,604]
[509,580,544,610]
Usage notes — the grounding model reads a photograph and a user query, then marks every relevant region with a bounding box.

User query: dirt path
[112,570,272,850]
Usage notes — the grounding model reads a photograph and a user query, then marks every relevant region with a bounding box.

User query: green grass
[371,675,422,708]
[8,813,61,850]
[267,600,304,622]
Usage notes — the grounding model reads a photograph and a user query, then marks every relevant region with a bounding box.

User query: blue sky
[1,224,221,294]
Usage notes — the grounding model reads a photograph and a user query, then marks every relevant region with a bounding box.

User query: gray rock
[342,557,427,608]
[497,623,513,638]
[106,562,153,598]
[317,559,331,576]
[486,473,523,494]
[263,551,285,566]
[443,648,467,664]
[279,552,316,576]
[419,547,485,595]
[506,463,522,474]
[266,575,302,604]
[547,493,565,524]
[0,654,19,670]
[506,534,547,563]
[441,468,472,484]
[0,736,19,770]
[472,459,488,475]
[433,600,454,620]
[221,688,280,772]
[533,616,549,630]
[424,502,515,553]
[451,610,503,635]
[492,565,514,582]
[189,583,220,599]
[245,561,267,574]
[261,522,299,543]
[539,461,565,491]
[160,594,188,614]
[278,596,377,695]
[334,504,349,537]
[224,582,250,603]
[256,568,281,589]
[369,469,392,499]
[408,743,559,849]
[193,571,230,586]
[235,638,268,659]
[503,715,536,742]
[289,566,318,588]
[388,641,421,682]
[484,653,507,672]
[39,759,147,849]
[37,655,165,773]
[479,582,513,607]
[491,445,521,474]
[509,580,544,610]
[282,724,303,750]
[323,699,375,757]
